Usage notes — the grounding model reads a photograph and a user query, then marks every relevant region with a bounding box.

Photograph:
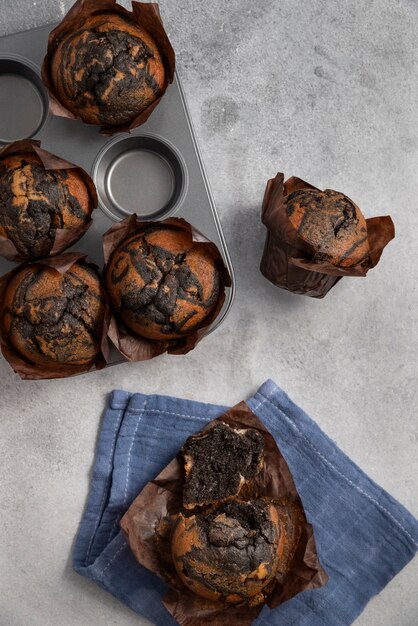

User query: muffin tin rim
[0,52,50,142]
[91,131,189,222]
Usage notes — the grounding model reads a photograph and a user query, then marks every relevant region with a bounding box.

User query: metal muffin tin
[0,24,235,367]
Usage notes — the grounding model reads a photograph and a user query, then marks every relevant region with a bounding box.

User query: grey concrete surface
[0,1,417,625]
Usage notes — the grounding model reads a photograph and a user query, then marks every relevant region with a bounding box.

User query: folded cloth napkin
[73,380,418,626]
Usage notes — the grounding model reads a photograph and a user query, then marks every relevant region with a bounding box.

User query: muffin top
[2,260,106,367]
[171,499,281,604]
[0,153,91,258]
[105,226,220,340]
[181,423,265,509]
[285,188,369,267]
[51,13,165,126]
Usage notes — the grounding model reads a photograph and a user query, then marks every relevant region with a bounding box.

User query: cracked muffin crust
[171,499,281,604]
[0,153,92,259]
[181,423,265,509]
[2,260,106,367]
[105,225,220,340]
[285,188,369,267]
[50,13,165,126]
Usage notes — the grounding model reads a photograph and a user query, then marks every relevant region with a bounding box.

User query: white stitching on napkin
[104,404,147,544]
[123,410,145,506]
[86,409,124,562]
[252,385,277,412]
[122,407,210,422]
[99,542,127,578]
[261,394,418,549]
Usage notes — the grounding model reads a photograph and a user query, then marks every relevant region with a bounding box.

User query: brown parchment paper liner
[41,0,176,136]
[0,139,98,262]
[121,401,328,626]
[260,172,395,298]
[0,252,110,380]
[102,214,232,361]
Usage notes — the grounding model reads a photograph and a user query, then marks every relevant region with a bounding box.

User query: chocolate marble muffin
[50,13,165,126]
[105,225,220,340]
[285,188,369,267]
[2,261,106,367]
[171,499,281,604]
[0,153,92,259]
[181,423,265,509]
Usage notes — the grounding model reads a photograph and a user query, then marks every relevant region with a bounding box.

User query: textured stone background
[0,1,417,625]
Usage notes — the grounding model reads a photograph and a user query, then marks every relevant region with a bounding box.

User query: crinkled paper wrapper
[0,139,98,262]
[120,402,328,626]
[41,0,176,135]
[0,252,110,380]
[260,172,395,298]
[102,214,232,361]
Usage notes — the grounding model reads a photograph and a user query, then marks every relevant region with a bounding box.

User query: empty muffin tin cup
[93,135,187,221]
[0,56,48,144]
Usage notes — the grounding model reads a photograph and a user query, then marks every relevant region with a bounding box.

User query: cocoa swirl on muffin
[171,499,281,605]
[106,226,220,340]
[0,153,92,259]
[285,188,369,267]
[51,14,165,126]
[2,261,106,367]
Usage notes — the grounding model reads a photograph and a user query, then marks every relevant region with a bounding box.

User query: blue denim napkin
[73,380,418,625]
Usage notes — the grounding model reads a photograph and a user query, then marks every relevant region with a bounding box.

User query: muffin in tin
[50,13,165,127]
[1,260,106,369]
[105,224,221,341]
[0,153,94,259]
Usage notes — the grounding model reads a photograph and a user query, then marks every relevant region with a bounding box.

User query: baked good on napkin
[180,422,264,508]
[120,405,328,626]
[171,498,282,605]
